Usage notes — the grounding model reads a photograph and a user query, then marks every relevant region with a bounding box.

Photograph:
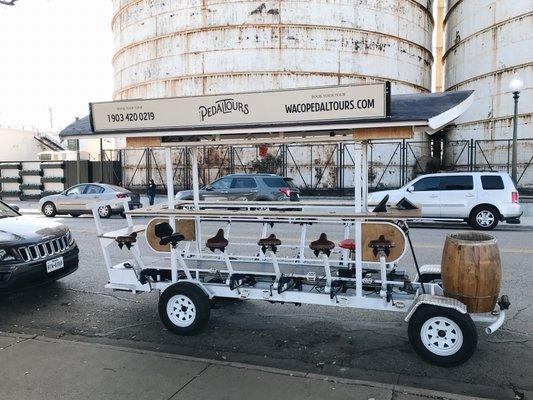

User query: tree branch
[0,0,18,5]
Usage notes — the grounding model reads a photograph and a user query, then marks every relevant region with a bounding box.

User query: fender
[404,293,467,322]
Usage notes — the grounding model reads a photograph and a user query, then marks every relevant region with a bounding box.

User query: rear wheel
[158,282,211,335]
[42,202,56,217]
[408,305,477,367]
[97,205,112,219]
[469,205,499,230]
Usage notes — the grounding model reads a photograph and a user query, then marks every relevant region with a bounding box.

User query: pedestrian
[147,179,156,206]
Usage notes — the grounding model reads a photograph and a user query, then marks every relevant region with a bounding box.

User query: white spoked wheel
[408,305,477,367]
[159,282,210,335]
[166,294,196,328]
[420,316,463,357]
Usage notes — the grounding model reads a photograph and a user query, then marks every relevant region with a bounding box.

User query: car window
[85,185,105,194]
[65,185,86,195]
[231,177,257,189]
[412,177,440,191]
[440,175,473,190]
[481,176,504,190]
[210,177,232,190]
[0,201,19,218]
[106,184,130,192]
[263,177,288,188]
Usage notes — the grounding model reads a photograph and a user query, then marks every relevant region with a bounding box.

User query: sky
[0,0,113,132]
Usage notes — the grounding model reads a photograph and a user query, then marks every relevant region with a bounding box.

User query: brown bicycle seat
[116,232,137,250]
[258,234,281,254]
[206,229,229,252]
[368,235,395,258]
[310,233,335,257]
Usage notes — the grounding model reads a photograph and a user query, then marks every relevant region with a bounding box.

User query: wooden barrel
[441,232,501,313]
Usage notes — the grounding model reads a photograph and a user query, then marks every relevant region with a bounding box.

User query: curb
[0,332,488,400]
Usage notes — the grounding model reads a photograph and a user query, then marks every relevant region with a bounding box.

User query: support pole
[190,147,202,253]
[361,141,369,212]
[164,147,178,282]
[353,142,363,298]
[511,91,520,184]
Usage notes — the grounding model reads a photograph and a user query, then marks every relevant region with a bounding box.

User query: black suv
[0,201,78,294]
[175,174,300,202]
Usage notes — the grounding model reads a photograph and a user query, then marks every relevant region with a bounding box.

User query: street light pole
[509,76,524,185]
[511,91,520,183]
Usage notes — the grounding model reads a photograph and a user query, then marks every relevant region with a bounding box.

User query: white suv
[368,172,522,230]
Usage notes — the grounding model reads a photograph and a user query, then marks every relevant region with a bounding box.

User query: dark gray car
[175,174,300,202]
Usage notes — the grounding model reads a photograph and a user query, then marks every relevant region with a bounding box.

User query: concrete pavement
[0,332,488,400]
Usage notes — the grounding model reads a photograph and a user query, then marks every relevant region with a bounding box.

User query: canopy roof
[60,90,474,145]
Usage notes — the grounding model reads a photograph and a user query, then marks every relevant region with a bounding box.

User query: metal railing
[105,138,533,193]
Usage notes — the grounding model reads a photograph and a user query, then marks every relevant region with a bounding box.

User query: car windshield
[0,202,19,218]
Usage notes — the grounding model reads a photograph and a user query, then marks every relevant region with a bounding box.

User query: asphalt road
[1,214,532,399]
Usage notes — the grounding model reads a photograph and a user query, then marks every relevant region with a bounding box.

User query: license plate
[46,257,64,273]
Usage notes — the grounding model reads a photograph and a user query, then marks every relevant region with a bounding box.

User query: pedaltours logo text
[199,98,250,121]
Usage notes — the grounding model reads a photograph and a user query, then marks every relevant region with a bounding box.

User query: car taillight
[279,187,291,197]
[512,191,519,203]
[116,193,128,198]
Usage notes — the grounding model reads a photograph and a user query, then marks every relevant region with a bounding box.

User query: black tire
[469,205,499,230]
[70,213,80,218]
[97,205,112,219]
[408,305,477,367]
[158,282,211,335]
[120,212,127,219]
[42,202,57,217]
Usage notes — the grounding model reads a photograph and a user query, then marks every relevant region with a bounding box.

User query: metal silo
[443,0,533,182]
[112,0,433,99]
[112,0,434,189]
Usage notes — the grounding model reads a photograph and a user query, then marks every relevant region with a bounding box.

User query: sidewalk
[0,332,486,400]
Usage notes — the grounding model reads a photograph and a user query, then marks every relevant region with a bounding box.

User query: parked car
[0,200,78,295]
[39,183,142,218]
[175,174,300,202]
[367,172,522,230]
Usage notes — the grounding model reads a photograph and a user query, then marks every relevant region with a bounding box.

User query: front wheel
[158,282,211,335]
[42,202,56,217]
[408,305,477,367]
[469,206,499,230]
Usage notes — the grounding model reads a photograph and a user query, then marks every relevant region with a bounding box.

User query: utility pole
[509,76,524,184]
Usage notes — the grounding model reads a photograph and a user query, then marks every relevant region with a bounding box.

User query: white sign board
[90,83,387,133]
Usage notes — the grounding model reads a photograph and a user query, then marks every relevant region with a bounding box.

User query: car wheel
[408,305,477,367]
[469,205,499,230]
[158,282,211,335]
[42,202,57,217]
[97,205,112,219]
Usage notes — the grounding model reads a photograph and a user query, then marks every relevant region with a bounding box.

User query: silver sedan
[39,183,142,218]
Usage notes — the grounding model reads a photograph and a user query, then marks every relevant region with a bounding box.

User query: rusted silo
[112,0,433,99]
[443,0,533,178]
[112,0,435,189]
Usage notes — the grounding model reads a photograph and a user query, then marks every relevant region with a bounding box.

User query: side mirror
[406,186,414,193]
[205,185,213,191]
[8,204,19,212]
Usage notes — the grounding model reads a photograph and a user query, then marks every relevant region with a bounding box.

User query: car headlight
[0,248,19,262]
[66,231,75,245]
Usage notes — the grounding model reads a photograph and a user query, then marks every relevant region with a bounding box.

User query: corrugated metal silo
[443,0,533,175]
[112,0,434,99]
[112,0,435,189]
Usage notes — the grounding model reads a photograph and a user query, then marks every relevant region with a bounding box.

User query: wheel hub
[420,316,463,356]
[167,294,196,327]
[476,211,494,227]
